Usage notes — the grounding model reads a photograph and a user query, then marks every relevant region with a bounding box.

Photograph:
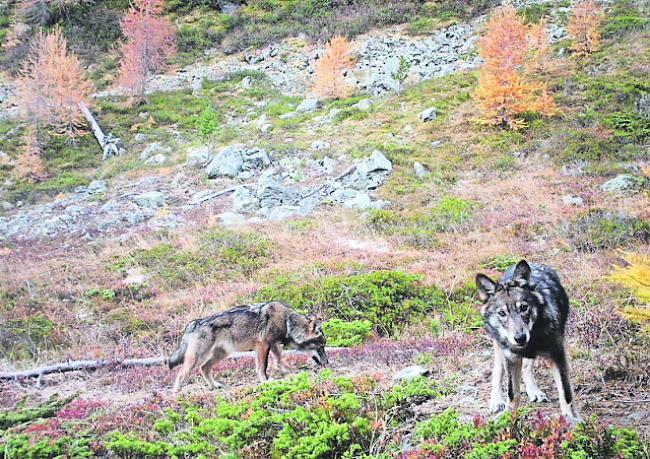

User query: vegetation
[564,210,650,252]
[313,36,355,100]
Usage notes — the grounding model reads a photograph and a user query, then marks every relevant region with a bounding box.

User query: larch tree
[567,0,605,56]
[474,2,558,130]
[312,36,356,100]
[117,0,176,103]
[17,29,125,162]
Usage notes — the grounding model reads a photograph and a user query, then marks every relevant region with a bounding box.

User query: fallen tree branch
[0,348,341,381]
[79,102,125,160]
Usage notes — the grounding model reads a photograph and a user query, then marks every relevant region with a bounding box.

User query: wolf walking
[168,301,328,392]
[476,260,581,421]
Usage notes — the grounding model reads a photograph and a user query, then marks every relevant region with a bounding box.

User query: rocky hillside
[1,0,650,457]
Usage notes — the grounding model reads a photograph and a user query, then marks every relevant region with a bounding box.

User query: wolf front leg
[271,343,291,373]
[489,341,506,413]
[505,355,523,415]
[255,341,271,383]
[523,358,549,403]
[550,349,581,422]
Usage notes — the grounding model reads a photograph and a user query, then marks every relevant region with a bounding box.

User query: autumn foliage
[567,0,605,55]
[118,0,176,100]
[17,29,93,135]
[313,36,356,100]
[474,2,558,130]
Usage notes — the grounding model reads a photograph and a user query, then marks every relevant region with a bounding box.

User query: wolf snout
[514,333,528,345]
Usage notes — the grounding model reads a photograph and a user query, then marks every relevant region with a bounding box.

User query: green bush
[605,111,650,141]
[1,315,56,359]
[480,254,521,271]
[255,270,446,336]
[565,210,650,252]
[0,395,75,429]
[322,319,373,347]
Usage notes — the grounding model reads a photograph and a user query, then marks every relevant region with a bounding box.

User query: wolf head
[287,314,329,366]
[476,260,545,349]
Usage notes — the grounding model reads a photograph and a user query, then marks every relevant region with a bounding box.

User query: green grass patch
[564,210,650,252]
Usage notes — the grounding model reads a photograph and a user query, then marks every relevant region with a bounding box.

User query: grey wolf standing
[168,301,328,392]
[476,260,581,421]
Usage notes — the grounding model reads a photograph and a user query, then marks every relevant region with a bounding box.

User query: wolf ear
[476,274,497,302]
[310,316,323,333]
[512,260,533,287]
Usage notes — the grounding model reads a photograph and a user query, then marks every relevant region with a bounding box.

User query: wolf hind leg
[200,347,226,390]
[173,345,198,393]
[255,341,271,383]
[489,341,506,414]
[523,358,549,403]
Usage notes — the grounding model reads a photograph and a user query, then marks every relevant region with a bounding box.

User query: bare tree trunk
[0,348,340,382]
[78,102,125,160]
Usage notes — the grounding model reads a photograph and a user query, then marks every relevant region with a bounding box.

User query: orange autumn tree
[526,22,553,74]
[313,36,356,99]
[118,0,176,102]
[474,2,558,130]
[567,0,605,55]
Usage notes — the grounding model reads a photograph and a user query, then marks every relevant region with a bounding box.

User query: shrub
[0,395,75,429]
[1,314,56,359]
[567,0,605,55]
[312,36,355,100]
[254,270,446,336]
[609,253,650,333]
[564,210,650,252]
[480,254,521,271]
[322,319,373,347]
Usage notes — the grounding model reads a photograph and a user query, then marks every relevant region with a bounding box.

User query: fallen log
[0,348,341,381]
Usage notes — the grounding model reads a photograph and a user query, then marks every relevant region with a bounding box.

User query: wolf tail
[167,319,200,369]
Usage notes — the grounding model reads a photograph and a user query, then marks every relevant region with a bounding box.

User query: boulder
[219,212,246,227]
[144,154,168,166]
[419,107,437,122]
[256,174,302,208]
[241,76,253,89]
[233,186,260,212]
[186,145,214,167]
[352,98,373,111]
[562,195,584,206]
[87,180,108,195]
[310,140,331,150]
[413,162,430,179]
[601,174,646,194]
[205,145,245,178]
[267,205,302,221]
[346,150,393,190]
[241,148,271,171]
[260,123,274,132]
[392,365,430,381]
[296,98,323,113]
[140,142,171,160]
[133,191,166,208]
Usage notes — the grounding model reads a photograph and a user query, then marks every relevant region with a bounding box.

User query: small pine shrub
[322,319,373,347]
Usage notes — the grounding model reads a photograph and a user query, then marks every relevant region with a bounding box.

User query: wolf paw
[528,390,549,403]
[489,399,506,414]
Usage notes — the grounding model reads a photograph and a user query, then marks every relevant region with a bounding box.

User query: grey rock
[241,76,253,89]
[310,140,331,150]
[352,98,373,111]
[134,133,147,142]
[206,145,245,178]
[241,148,271,171]
[326,108,342,122]
[413,162,430,179]
[140,142,171,160]
[601,174,646,194]
[257,175,302,208]
[186,145,214,167]
[392,365,430,381]
[296,98,323,113]
[320,157,338,174]
[346,150,393,190]
[123,268,150,286]
[260,123,274,132]
[457,384,478,395]
[562,195,584,206]
[133,191,166,208]
[87,180,108,195]
[419,106,437,122]
[144,153,168,166]
[126,209,147,225]
[279,111,298,120]
[267,205,302,221]
[219,212,246,227]
[1,201,14,211]
[233,186,260,212]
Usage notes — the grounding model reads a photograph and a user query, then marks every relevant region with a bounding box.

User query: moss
[481,254,521,272]
[0,395,76,429]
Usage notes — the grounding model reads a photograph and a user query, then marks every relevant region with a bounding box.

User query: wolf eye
[498,310,507,317]
[520,304,528,312]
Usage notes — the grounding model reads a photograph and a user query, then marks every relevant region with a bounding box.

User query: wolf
[476,260,581,421]
[168,301,328,392]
